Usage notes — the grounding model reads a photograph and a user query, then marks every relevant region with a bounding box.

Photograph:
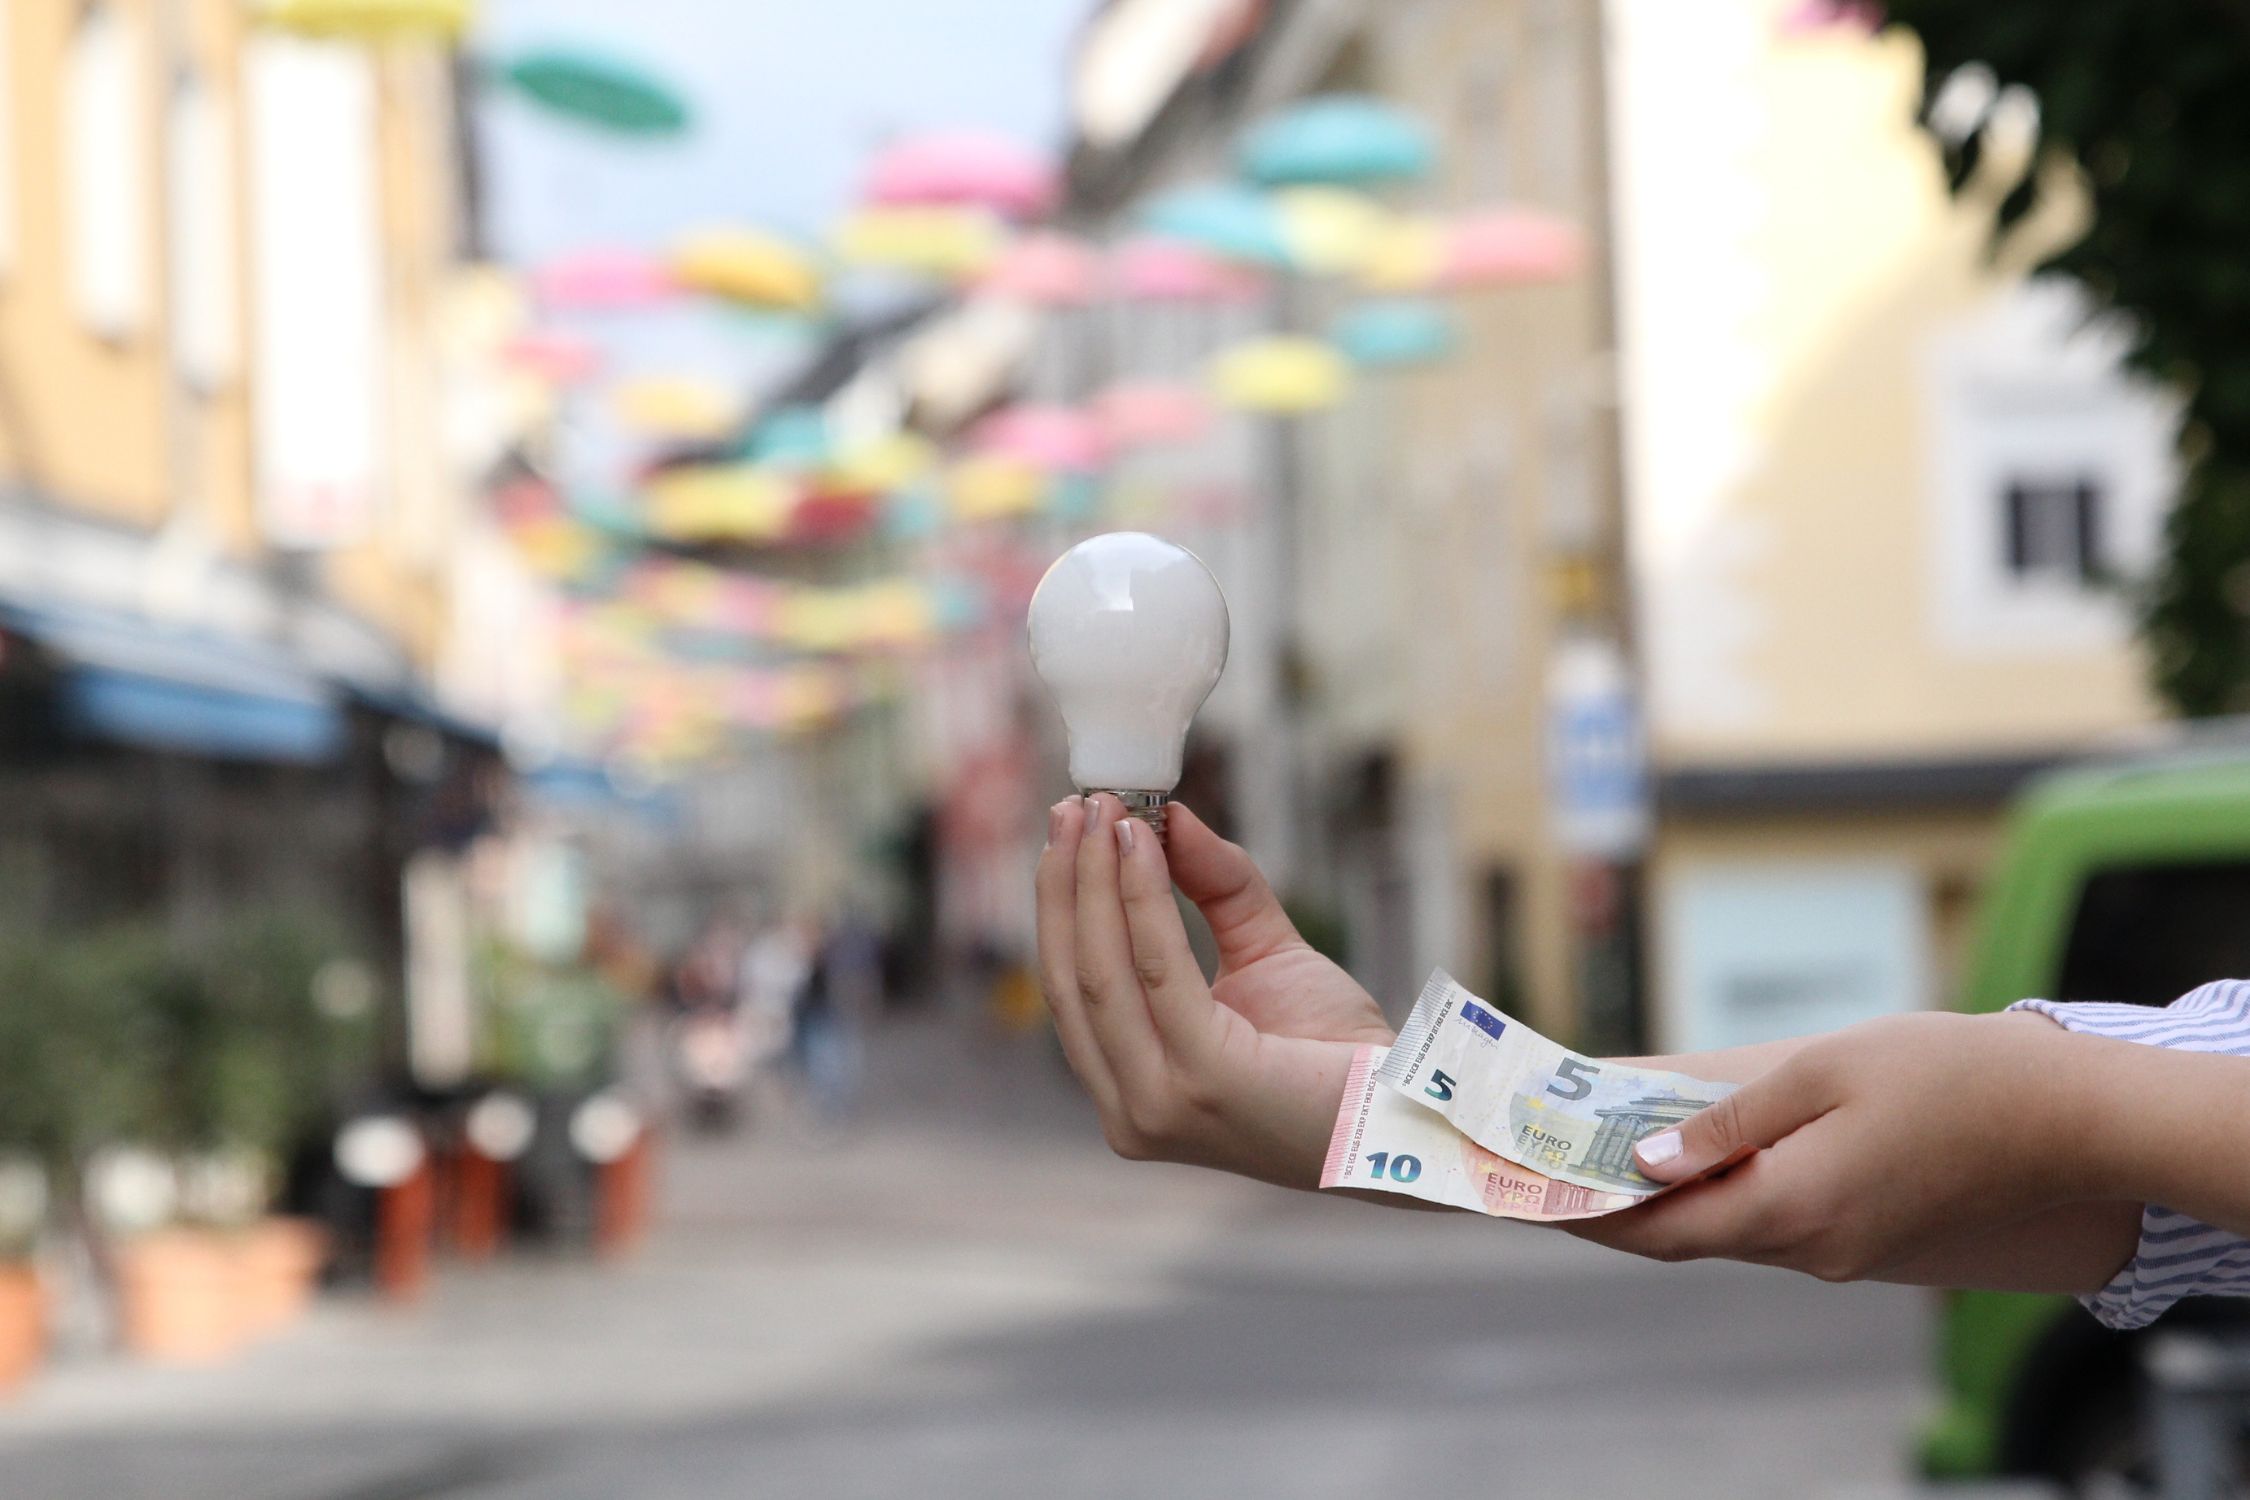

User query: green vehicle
[1921,741,2250,1491]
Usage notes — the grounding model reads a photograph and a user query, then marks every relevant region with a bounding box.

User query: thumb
[1163,804,1301,969]
[1632,1063,1830,1184]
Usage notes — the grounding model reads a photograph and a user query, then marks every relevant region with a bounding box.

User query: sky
[477,0,1096,258]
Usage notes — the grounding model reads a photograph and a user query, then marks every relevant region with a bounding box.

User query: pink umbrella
[1111,236,1266,303]
[971,404,1111,474]
[979,231,1101,306]
[862,130,1060,221]
[1441,209,1586,288]
[532,248,676,310]
[1093,380,1213,449]
[501,330,604,385]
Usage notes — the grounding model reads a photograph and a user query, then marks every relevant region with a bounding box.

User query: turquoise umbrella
[1137,183,1293,268]
[1333,298,1458,368]
[497,48,692,137]
[1239,95,1436,188]
[742,406,830,468]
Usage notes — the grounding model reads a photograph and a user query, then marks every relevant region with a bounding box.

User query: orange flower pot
[115,1229,245,1364]
[236,1218,328,1339]
[0,1263,45,1394]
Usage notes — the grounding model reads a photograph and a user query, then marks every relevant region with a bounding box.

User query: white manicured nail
[1636,1130,1682,1168]
[1113,817,1135,853]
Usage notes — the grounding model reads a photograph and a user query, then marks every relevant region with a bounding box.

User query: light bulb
[1028,531,1230,835]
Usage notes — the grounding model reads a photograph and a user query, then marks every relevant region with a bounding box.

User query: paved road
[0,1015,1958,1500]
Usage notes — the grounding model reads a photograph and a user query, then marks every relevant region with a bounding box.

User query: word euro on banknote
[1374,972,1736,1197]
[1322,1045,1640,1221]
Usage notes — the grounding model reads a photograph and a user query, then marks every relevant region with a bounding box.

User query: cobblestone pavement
[0,1013,1989,1500]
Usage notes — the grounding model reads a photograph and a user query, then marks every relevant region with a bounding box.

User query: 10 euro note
[1374,971,1736,1198]
[1322,1045,1640,1221]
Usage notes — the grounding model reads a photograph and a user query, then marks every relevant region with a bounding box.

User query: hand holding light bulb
[1027,532,1230,836]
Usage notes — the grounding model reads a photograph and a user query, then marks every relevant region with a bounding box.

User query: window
[2055,862,2250,1008]
[167,73,240,391]
[63,3,150,340]
[2001,474,2103,586]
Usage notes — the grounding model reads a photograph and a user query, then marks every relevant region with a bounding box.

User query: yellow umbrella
[1210,336,1350,414]
[644,465,796,541]
[1358,215,1448,293]
[947,452,1050,520]
[253,0,471,37]
[825,431,938,494]
[833,207,1003,280]
[1273,186,1391,276]
[671,229,823,312]
[610,376,743,440]
[510,517,604,578]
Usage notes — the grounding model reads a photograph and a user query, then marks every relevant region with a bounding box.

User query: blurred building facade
[1610,0,2175,1050]
[0,2,539,1063]
[1051,0,2178,1050]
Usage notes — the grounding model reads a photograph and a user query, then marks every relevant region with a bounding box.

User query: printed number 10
[1365,1152,1423,1183]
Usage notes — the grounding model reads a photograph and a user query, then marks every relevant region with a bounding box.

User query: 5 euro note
[1374,971,1736,1198]
[1322,1045,1640,1221]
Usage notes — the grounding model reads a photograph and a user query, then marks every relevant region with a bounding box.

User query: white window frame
[64,2,151,341]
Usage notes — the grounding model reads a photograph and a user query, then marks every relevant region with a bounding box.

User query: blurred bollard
[376,1164,437,1303]
[2146,1332,2250,1500]
[451,1093,537,1261]
[573,1092,648,1259]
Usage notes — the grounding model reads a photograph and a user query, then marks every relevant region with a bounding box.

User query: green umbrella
[497,48,691,137]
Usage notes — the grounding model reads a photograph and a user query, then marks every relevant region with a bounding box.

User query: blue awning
[4,603,346,764]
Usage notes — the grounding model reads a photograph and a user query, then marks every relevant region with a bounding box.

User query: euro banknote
[1322,1045,1640,1220]
[1374,971,1735,1197]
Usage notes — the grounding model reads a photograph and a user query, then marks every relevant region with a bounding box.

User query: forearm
[2082,1038,2250,1237]
[1873,1199,2142,1295]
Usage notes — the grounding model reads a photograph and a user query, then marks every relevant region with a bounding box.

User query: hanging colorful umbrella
[495,48,692,137]
[670,229,823,312]
[979,232,1101,306]
[501,330,604,386]
[610,376,743,440]
[644,465,797,542]
[862,130,1060,221]
[881,483,947,542]
[532,248,675,310]
[1272,186,1392,276]
[1332,299,1458,368]
[744,405,832,469]
[1093,380,1214,448]
[948,453,1050,520]
[1136,184,1292,268]
[833,207,1004,280]
[971,405,1111,474]
[826,431,939,495]
[253,0,470,37]
[1357,216,1447,293]
[1441,208,1587,287]
[1110,237,1265,303]
[1209,336,1350,413]
[1239,95,1435,189]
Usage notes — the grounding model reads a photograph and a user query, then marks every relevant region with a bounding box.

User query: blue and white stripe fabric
[2011,979,2250,1330]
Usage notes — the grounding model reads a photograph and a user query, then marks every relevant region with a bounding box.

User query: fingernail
[1046,802,1070,848]
[1082,795,1102,832]
[1635,1130,1682,1169]
[1114,817,1135,854]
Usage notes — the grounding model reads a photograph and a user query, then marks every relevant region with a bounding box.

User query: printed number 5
[1424,1070,1456,1102]
[1548,1058,1601,1101]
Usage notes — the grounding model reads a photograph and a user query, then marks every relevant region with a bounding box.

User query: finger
[1565,1149,1797,1264]
[1164,804,1301,972]
[1074,794,1166,1096]
[1633,1052,1838,1184]
[1113,813,1226,1065]
[1035,797,1120,1117]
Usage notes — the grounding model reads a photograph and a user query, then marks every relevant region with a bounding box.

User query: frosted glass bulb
[1028,532,1230,832]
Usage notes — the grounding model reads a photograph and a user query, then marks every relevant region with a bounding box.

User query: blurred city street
[0,1012,1937,1500]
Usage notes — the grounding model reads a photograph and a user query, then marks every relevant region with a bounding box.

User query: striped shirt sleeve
[2009,979,2250,1330]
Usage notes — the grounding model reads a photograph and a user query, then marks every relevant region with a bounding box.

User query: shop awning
[4,603,345,765]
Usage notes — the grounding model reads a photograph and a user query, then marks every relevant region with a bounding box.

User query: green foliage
[1883,2,2250,713]
[474,939,625,1093]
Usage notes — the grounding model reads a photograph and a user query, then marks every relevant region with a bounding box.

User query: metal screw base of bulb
[1087,789,1169,839]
